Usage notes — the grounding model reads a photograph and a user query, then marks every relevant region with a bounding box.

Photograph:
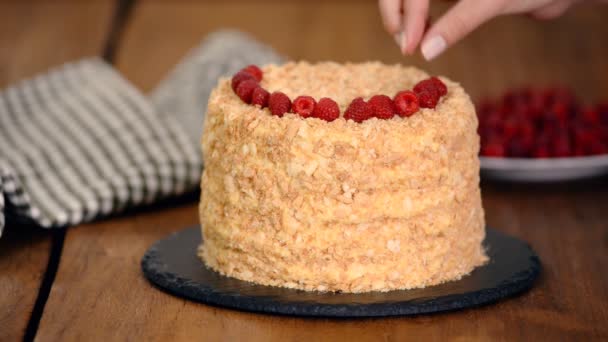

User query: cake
[198,61,488,293]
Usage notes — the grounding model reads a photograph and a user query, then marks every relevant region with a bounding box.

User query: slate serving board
[141,226,541,317]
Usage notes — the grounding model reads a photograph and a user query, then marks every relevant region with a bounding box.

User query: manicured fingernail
[394,32,407,55]
[421,35,446,61]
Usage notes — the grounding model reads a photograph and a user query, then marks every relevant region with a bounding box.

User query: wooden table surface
[1,0,607,341]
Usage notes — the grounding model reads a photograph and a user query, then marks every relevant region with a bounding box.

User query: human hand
[378,0,601,60]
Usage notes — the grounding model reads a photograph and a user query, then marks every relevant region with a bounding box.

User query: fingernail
[421,35,446,61]
[394,31,407,55]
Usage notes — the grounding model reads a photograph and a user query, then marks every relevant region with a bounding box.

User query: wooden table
[1,0,607,340]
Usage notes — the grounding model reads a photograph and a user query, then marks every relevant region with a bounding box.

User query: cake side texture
[199,61,487,293]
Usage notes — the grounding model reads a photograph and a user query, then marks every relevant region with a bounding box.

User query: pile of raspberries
[231,65,447,123]
[478,87,608,158]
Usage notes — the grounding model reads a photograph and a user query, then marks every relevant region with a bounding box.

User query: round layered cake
[199,61,487,293]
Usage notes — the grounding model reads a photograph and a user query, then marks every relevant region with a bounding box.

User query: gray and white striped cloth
[0,30,283,236]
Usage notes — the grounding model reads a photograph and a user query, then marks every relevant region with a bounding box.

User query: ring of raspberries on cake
[231,64,448,122]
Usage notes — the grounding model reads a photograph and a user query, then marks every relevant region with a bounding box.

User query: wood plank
[0,226,52,342]
[0,1,115,340]
[38,1,608,340]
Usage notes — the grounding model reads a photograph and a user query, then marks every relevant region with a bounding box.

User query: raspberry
[312,98,340,122]
[552,135,572,157]
[416,89,439,108]
[414,77,447,109]
[572,124,595,147]
[551,102,569,122]
[241,65,263,82]
[482,143,506,157]
[231,71,255,91]
[507,138,529,157]
[533,145,551,158]
[235,79,258,103]
[482,112,502,133]
[574,144,587,156]
[368,95,395,119]
[519,121,535,138]
[503,117,519,139]
[268,92,291,117]
[581,106,600,124]
[393,90,419,117]
[589,141,608,155]
[292,96,317,118]
[429,77,447,96]
[251,87,270,107]
[344,97,372,123]
[413,79,438,97]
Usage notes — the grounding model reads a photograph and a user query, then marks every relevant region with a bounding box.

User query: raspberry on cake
[199,61,487,293]
[231,71,256,91]
[292,96,317,118]
[312,98,340,122]
[344,97,373,123]
[251,87,270,108]
[268,91,291,117]
[394,90,419,117]
[368,95,396,119]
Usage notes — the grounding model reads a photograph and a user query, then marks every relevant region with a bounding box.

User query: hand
[378,0,599,60]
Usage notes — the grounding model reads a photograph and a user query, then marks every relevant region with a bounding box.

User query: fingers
[531,0,573,19]
[420,0,505,60]
[401,0,430,55]
[379,0,402,34]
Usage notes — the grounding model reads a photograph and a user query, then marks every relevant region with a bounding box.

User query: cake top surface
[262,61,430,110]
[210,61,475,132]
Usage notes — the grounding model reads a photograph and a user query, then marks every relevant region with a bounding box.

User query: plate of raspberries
[477,87,608,181]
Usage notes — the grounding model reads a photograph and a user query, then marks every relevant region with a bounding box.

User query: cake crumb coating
[199,61,488,293]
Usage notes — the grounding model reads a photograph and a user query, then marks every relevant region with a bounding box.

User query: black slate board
[141,226,541,317]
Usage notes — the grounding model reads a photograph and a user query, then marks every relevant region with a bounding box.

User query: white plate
[480,155,608,182]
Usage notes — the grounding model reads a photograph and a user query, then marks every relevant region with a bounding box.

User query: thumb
[420,0,505,60]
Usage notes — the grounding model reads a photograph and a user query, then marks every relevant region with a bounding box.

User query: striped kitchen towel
[151,30,284,147]
[0,30,283,236]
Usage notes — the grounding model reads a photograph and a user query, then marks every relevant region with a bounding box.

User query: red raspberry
[268,92,291,117]
[589,141,608,155]
[482,111,502,134]
[581,106,600,124]
[574,144,587,157]
[292,96,317,118]
[393,91,419,117]
[507,138,529,157]
[598,103,608,124]
[502,117,519,139]
[241,65,263,82]
[552,135,572,157]
[429,77,447,96]
[413,79,439,97]
[572,125,595,147]
[551,102,569,122]
[533,145,551,158]
[251,87,270,107]
[481,143,506,157]
[518,121,535,138]
[235,79,258,103]
[416,89,439,109]
[368,95,395,119]
[344,97,373,123]
[312,98,340,122]
[231,71,255,91]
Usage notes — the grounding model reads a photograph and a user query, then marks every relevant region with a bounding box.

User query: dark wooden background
[1,0,607,340]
